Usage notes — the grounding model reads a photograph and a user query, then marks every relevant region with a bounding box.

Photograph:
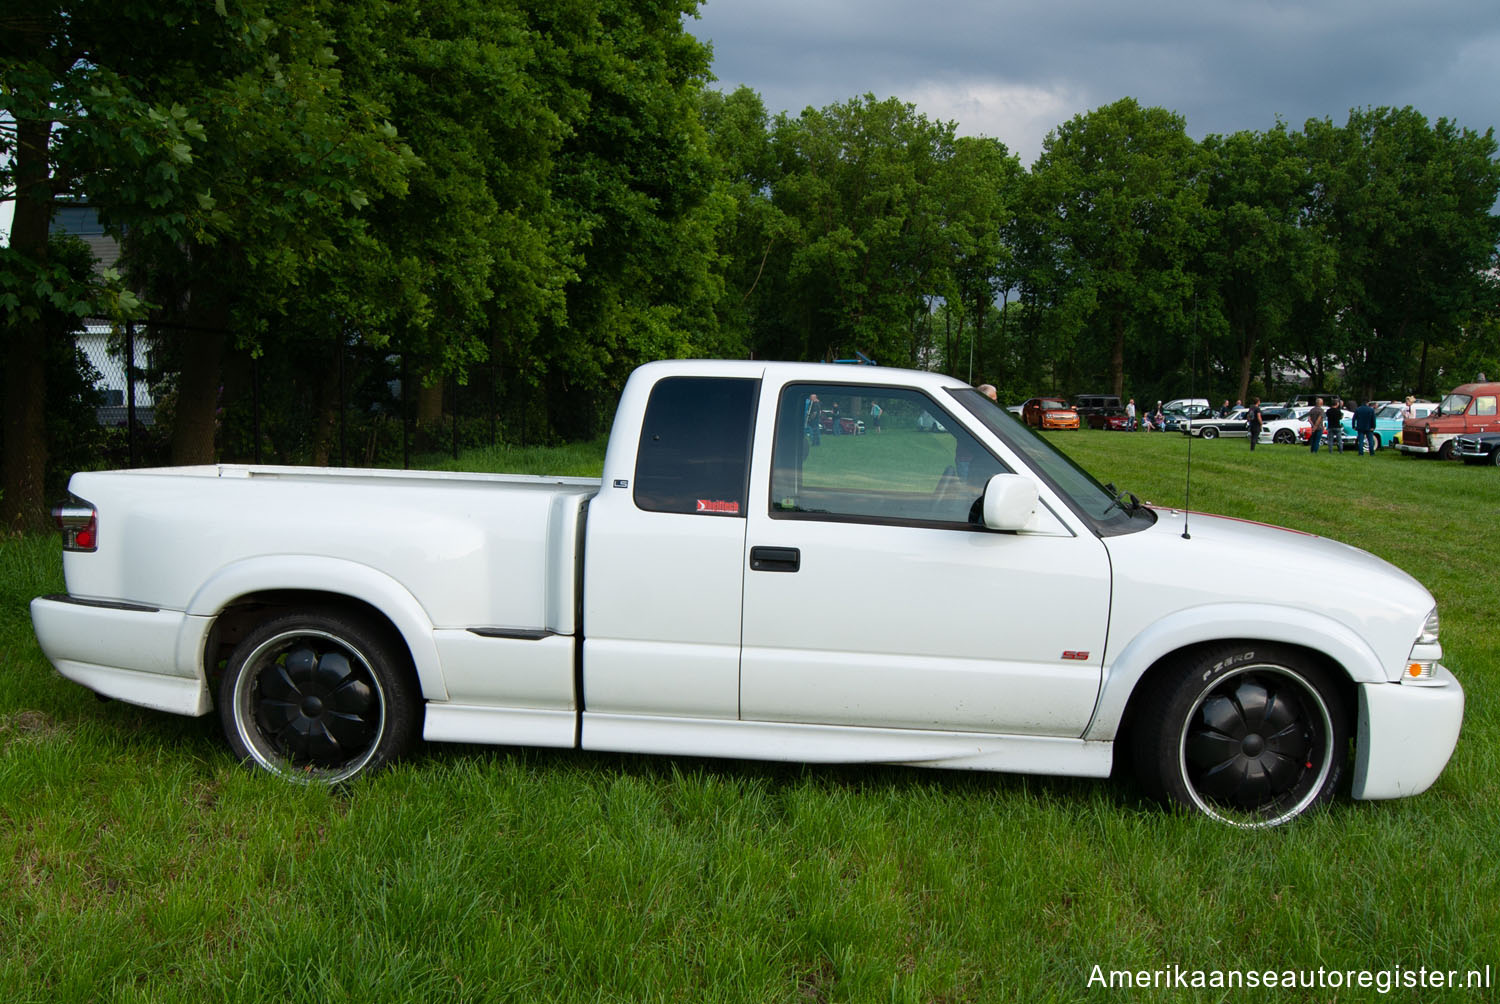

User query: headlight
[1418,608,1440,646]
[1405,607,1444,686]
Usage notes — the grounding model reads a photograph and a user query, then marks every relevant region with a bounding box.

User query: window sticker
[696,499,741,514]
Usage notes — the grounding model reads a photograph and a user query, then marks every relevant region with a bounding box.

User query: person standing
[869,400,883,432]
[1126,398,1137,430]
[804,393,822,446]
[1308,398,1326,453]
[1353,400,1377,455]
[1326,398,1345,454]
[1247,398,1264,450]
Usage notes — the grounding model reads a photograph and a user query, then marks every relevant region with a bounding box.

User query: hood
[1103,507,1435,678]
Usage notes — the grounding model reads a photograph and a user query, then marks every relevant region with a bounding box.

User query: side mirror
[981,473,1039,531]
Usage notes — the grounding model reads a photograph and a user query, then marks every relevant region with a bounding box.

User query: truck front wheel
[219,611,419,784]
[1133,645,1347,827]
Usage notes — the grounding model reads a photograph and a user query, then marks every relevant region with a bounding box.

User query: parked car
[1373,402,1435,447]
[1074,394,1127,430]
[1258,408,1312,445]
[1161,404,1214,432]
[28,359,1464,827]
[1454,431,1500,466]
[1021,397,1080,430]
[1181,407,1253,439]
[1162,397,1210,413]
[1399,384,1497,459]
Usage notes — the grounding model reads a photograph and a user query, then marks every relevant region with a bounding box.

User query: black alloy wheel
[220,611,419,783]
[1134,644,1347,828]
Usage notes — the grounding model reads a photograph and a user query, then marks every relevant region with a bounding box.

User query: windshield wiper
[1102,482,1143,517]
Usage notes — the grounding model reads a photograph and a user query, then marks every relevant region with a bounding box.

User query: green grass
[2,432,1497,1002]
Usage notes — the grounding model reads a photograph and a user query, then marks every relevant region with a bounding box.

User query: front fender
[1084,603,1384,741]
[186,555,448,702]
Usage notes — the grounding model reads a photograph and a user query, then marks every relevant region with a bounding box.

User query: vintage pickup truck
[31,360,1463,827]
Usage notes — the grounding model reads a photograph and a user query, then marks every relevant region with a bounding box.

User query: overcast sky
[686,0,1500,166]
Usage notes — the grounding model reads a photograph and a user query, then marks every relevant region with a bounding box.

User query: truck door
[582,375,760,721]
[739,381,1111,738]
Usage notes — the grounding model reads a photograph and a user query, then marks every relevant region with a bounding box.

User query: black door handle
[750,546,800,572]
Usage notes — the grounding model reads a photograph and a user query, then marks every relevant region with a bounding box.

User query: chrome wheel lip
[230,628,388,784]
[1176,663,1335,829]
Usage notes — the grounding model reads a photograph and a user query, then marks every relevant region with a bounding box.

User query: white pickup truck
[31,360,1463,827]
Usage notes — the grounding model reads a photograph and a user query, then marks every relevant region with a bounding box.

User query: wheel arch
[189,556,447,702]
[1107,638,1359,773]
[1087,604,1382,745]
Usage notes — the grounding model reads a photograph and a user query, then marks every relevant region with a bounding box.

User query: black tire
[1490,449,1500,467]
[1133,644,1347,827]
[1437,439,1455,461]
[219,610,420,783]
[1200,426,1219,440]
[1274,429,1294,444]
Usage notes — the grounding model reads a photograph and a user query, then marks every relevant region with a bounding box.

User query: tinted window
[770,384,1006,527]
[634,377,759,516]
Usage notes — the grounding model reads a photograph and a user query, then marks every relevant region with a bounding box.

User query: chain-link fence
[74,321,555,471]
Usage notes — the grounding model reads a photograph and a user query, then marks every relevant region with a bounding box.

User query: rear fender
[186,555,447,701]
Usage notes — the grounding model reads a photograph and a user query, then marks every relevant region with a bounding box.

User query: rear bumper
[29,595,213,716]
[1351,665,1464,800]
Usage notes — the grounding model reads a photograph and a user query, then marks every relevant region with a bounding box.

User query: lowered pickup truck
[31,360,1463,827]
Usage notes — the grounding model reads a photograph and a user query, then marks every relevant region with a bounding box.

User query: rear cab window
[634,377,759,516]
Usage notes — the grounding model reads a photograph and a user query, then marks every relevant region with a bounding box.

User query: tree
[1,2,214,527]
[754,95,960,366]
[1198,125,1332,402]
[1304,107,1500,398]
[1026,98,1206,398]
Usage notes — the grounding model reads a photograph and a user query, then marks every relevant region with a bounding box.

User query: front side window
[770,384,1006,527]
[634,377,759,516]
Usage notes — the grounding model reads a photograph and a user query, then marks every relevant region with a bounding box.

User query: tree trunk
[1110,310,1126,399]
[170,299,229,465]
[417,373,444,423]
[2,325,49,531]
[310,337,342,467]
[1236,333,1256,405]
[2,116,57,531]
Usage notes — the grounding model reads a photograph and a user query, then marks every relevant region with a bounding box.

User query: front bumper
[1351,665,1464,800]
[29,595,214,716]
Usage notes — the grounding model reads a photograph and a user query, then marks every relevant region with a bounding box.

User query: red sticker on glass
[696,499,740,514]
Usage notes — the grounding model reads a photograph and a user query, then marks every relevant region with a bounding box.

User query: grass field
[2,430,1496,1002]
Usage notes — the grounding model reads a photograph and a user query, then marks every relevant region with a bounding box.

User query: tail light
[53,496,98,552]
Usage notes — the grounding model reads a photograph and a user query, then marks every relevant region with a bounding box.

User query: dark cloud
[688,0,1500,164]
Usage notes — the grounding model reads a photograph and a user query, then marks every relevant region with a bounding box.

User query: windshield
[951,388,1152,536]
[1376,404,1403,420]
[1439,393,1471,415]
[1042,399,1071,410]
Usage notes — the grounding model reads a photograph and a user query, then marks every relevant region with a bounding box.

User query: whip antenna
[1182,300,1196,540]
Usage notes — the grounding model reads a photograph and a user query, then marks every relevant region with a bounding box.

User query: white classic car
[31,361,1463,827]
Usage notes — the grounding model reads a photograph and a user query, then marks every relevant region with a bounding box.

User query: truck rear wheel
[1133,644,1347,827]
[219,611,419,783]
